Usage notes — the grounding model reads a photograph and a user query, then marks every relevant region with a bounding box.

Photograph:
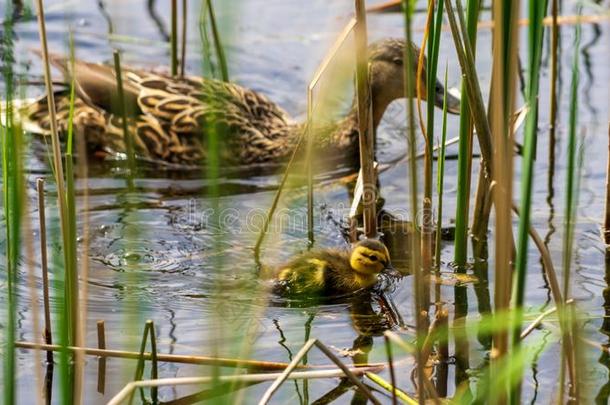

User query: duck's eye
[392,58,403,66]
[369,255,378,262]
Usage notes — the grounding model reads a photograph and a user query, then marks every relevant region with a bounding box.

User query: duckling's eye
[392,58,403,66]
[369,255,378,262]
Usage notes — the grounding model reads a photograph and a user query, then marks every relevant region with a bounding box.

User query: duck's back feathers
[24,61,297,165]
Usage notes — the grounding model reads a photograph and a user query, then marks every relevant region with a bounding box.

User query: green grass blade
[452,0,481,269]
[435,66,449,268]
[511,0,549,357]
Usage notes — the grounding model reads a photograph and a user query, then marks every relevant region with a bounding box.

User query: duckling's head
[349,239,391,275]
[367,38,461,126]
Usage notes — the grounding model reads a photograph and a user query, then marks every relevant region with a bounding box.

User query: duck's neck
[277,93,393,162]
[325,92,394,153]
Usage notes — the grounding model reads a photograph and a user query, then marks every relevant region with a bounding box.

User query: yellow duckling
[272,239,391,296]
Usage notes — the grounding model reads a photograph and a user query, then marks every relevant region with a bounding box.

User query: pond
[0,0,609,403]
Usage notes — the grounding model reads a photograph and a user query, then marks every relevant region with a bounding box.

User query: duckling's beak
[433,80,461,115]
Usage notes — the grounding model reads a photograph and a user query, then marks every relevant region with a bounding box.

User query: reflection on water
[0,0,608,403]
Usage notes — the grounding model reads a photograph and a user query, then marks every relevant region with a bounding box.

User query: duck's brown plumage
[24,39,460,166]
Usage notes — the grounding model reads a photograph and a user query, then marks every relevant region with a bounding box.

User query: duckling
[272,239,391,296]
[23,39,459,166]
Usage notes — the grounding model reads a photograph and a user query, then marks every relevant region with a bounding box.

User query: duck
[270,239,392,296]
[24,38,460,167]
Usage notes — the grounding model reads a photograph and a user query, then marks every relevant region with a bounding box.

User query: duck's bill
[434,83,461,115]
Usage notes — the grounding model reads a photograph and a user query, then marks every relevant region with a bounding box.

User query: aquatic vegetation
[0,0,608,403]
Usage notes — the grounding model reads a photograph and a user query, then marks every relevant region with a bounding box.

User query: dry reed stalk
[180,0,187,77]
[355,0,377,238]
[415,0,434,294]
[34,0,77,344]
[171,0,178,76]
[489,0,518,401]
[96,321,106,394]
[14,340,309,370]
[254,125,307,256]
[259,339,317,404]
[36,179,53,363]
[313,340,382,405]
[402,2,425,400]
[75,126,91,404]
[107,365,384,405]
[384,334,398,405]
[605,123,610,244]
[520,300,573,339]
[23,180,43,405]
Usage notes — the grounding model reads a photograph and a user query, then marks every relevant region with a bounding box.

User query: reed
[113,50,137,188]
[401,0,425,400]
[96,321,107,394]
[559,8,583,400]
[36,179,53,364]
[510,1,546,402]
[1,22,21,401]
[180,0,187,77]
[131,321,159,404]
[549,0,559,139]
[435,67,449,268]
[171,0,178,76]
[365,372,417,405]
[354,0,377,239]
[420,0,443,280]
[488,0,519,402]
[452,0,480,269]
[205,0,229,82]
[34,0,79,356]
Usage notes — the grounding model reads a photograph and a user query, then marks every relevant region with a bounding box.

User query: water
[0,0,608,403]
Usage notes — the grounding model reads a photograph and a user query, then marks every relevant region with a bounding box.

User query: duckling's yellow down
[272,239,391,296]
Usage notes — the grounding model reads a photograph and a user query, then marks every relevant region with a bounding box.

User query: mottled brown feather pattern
[24,39,457,166]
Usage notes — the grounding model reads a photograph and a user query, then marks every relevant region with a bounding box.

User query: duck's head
[349,239,391,275]
[367,38,461,127]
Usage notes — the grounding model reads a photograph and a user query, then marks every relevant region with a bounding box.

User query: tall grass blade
[171,0,178,76]
[401,0,425,400]
[206,0,229,82]
[435,66,449,268]
[452,0,480,269]
[1,21,21,400]
[511,1,547,402]
[559,6,583,400]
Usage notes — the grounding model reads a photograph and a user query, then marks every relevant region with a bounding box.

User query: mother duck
[25,39,459,166]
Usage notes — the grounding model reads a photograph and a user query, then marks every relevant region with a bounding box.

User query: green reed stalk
[64,30,79,349]
[453,0,480,269]
[422,0,443,278]
[171,0,178,76]
[1,38,21,403]
[511,1,548,402]
[513,1,547,336]
[549,0,559,138]
[35,0,76,355]
[435,67,449,269]
[401,0,424,401]
[180,0,187,77]
[130,321,159,404]
[205,0,229,82]
[559,8,582,400]
[113,50,137,190]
